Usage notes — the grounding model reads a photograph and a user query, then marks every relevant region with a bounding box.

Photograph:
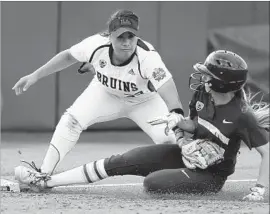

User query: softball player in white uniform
[12,9,184,175]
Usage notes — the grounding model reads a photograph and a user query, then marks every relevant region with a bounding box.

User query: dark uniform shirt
[189,86,269,176]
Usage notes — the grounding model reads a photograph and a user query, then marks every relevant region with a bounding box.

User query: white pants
[66,81,176,144]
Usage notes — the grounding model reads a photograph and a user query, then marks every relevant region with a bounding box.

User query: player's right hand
[12,74,38,95]
[148,112,184,135]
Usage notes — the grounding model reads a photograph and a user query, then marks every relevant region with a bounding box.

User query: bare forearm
[177,117,196,133]
[255,143,269,187]
[257,153,269,187]
[157,78,184,112]
[33,49,78,80]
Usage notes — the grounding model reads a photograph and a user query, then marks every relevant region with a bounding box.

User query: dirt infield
[1,132,269,214]
[1,182,269,214]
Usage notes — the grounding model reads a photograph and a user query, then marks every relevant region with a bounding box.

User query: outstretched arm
[255,142,269,187]
[157,78,184,112]
[149,79,197,134]
[12,49,78,95]
[243,142,269,201]
[156,78,187,135]
[32,49,78,80]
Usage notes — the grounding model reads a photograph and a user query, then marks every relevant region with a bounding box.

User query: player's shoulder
[238,106,259,128]
[190,85,207,101]
[80,33,110,49]
[194,85,206,94]
[136,38,161,62]
[137,38,155,52]
[238,105,269,147]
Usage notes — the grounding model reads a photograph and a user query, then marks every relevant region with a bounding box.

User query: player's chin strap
[21,160,41,173]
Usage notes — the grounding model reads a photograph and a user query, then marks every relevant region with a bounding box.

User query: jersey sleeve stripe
[198,117,230,146]
[134,53,147,80]
[89,44,110,63]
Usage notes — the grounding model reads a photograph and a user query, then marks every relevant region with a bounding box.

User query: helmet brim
[193,63,222,80]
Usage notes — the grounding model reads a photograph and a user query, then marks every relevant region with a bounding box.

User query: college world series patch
[153,68,166,82]
[99,59,107,68]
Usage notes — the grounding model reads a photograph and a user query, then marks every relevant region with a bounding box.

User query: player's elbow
[262,148,269,161]
[60,49,79,64]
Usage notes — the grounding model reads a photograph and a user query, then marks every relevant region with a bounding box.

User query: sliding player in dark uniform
[15,50,269,201]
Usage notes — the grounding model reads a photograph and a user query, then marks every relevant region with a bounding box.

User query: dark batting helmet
[189,50,248,93]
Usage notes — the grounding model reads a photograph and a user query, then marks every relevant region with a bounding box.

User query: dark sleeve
[237,112,269,149]
[189,91,199,119]
[188,85,205,119]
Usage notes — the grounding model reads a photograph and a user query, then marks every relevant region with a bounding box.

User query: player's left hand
[242,186,265,201]
[148,112,184,135]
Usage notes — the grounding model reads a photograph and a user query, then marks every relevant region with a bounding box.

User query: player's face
[110,31,138,61]
[202,73,212,92]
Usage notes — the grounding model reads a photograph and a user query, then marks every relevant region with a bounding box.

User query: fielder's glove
[179,138,225,169]
[148,112,184,135]
[242,185,266,201]
[78,62,96,74]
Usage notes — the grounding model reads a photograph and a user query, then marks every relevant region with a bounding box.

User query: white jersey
[70,34,172,102]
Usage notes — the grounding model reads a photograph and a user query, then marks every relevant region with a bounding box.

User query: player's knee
[61,112,82,130]
[144,172,193,194]
[143,174,156,192]
[143,172,167,193]
[56,112,83,140]
[144,170,226,194]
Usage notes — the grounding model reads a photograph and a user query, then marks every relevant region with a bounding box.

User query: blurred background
[1,1,269,132]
